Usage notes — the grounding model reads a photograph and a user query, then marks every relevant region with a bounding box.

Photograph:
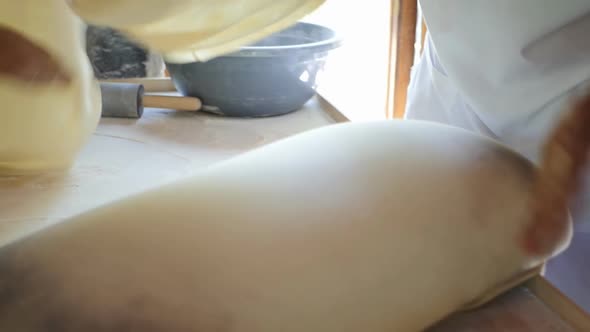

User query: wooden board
[429,286,579,331]
[526,276,590,331]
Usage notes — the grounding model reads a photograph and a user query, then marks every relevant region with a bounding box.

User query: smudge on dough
[0,26,71,85]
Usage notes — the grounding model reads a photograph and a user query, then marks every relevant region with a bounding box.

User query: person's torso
[418,0,590,137]
[406,1,590,228]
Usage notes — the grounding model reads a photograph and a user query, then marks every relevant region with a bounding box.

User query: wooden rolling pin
[99,82,202,118]
[142,94,201,111]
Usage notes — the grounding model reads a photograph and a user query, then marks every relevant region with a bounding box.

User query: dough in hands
[0,120,572,331]
[0,0,101,174]
[67,0,327,62]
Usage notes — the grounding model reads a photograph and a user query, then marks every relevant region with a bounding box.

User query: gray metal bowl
[165,22,342,117]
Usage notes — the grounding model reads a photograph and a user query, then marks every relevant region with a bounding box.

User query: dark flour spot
[38,301,236,332]
[42,311,175,332]
[0,244,48,314]
[0,241,236,331]
[0,243,60,331]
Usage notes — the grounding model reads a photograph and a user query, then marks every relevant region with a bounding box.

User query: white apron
[406,0,590,232]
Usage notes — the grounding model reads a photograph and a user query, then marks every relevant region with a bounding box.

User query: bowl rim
[222,21,343,58]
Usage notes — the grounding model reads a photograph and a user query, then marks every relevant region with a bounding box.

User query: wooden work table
[0,97,341,246]
[0,96,588,330]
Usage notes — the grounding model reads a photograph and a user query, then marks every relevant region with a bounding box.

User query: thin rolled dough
[0,120,571,331]
[67,0,327,62]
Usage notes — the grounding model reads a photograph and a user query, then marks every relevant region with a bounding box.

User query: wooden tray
[429,276,590,331]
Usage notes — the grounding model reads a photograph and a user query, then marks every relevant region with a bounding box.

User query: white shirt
[405,0,590,230]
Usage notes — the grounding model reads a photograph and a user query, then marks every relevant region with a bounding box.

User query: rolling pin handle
[100,82,145,119]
